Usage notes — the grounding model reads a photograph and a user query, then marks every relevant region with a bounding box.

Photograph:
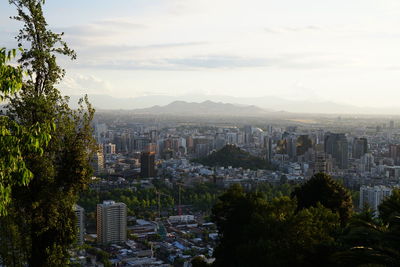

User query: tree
[191,256,211,267]
[292,172,353,226]
[211,184,341,267]
[193,144,272,170]
[332,195,400,266]
[0,47,51,216]
[334,212,400,266]
[379,189,400,224]
[0,1,95,266]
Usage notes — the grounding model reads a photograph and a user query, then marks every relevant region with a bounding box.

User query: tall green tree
[379,189,400,224]
[212,184,341,267]
[0,0,95,266]
[0,47,51,216]
[292,172,353,226]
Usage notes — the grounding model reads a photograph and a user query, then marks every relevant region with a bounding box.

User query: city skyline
[2,0,400,109]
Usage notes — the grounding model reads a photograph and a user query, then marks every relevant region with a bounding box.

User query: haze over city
[2,0,400,112]
[6,1,400,266]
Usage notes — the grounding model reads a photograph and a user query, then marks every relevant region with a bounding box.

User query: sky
[2,0,400,108]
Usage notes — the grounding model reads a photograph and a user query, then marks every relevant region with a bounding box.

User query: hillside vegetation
[194,145,272,170]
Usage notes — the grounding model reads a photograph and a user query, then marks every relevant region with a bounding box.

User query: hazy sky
[2,0,400,107]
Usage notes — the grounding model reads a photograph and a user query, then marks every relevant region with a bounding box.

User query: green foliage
[292,172,353,226]
[79,182,221,220]
[378,189,400,224]
[211,184,340,267]
[333,190,400,266]
[194,144,272,170]
[0,47,53,216]
[0,1,96,266]
[335,213,400,266]
[0,47,23,99]
[192,256,211,267]
[86,247,112,267]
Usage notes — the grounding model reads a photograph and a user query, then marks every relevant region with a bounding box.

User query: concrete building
[92,149,105,175]
[360,186,392,214]
[353,137,368,159]
[104,143,116,155]
[389,144,400,165]
[324,133,348,170]
[140,152,156,178]
[74,204,85,245]
[97,200,127,244]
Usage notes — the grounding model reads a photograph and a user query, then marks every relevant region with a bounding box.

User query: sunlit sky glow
[2,0,400,108]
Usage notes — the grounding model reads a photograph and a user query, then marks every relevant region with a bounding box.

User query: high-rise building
[360,186,392,215]
[390,120,395,129]
[286,137,297,160]
[352,137,368,159]
[92,144,105,175]
[74,204,85,245]
[389,144,400,165]
[134,137,151,151]
[324,133,348,169]
[104,143,116,155]
[296,135,312,156]
[359,153,375,173]
[97,200,127,245]
[140,152,156,178]
[264,136,272,163]
[244,125,252,144]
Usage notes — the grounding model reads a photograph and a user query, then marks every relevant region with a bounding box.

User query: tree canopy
[194,144,273,170]
[0,0,95,266]
[292,172,353,226]
[211,184,340,267]
[0,48,52,216]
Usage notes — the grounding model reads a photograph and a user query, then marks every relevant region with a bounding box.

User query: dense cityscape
[64,112,400,266]
[3,0,400,266]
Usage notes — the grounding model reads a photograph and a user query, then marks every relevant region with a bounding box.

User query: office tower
[389,144,400,165]
[360,186,392,214]
[134,137,151,151]
[91,144,105,175]
[226,132,238,145]
[390,120,395,129]
[352,137,368,159]
[360,153,375,172]
[313,152,333,174]
[286,137,297,160]
[324,133,348,169]
[74,205,85,245]
[94,123,107,143]
[97,200,127,244]
[140,152,156,178]
[297,135,312,156]
[145,142,157,153]
[104,143,116,155]
[244,125,252,144]
[150,129,158,142]
[266,125,273,134]
[264,136,272,163]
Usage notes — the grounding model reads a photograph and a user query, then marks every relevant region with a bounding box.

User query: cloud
[59,74,112,95]
[264,25,323,34]
[76,42,207,54]
[92,19,145,30]
[166,55,269,69]
[69,53,349,71]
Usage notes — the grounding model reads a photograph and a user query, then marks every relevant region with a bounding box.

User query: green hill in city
[194,144,271,170]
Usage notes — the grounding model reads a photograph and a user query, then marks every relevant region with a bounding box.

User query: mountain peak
[132,100,267,116]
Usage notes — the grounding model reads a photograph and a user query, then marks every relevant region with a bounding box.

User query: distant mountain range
[131,100,269,116]
[67,94,400,115]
